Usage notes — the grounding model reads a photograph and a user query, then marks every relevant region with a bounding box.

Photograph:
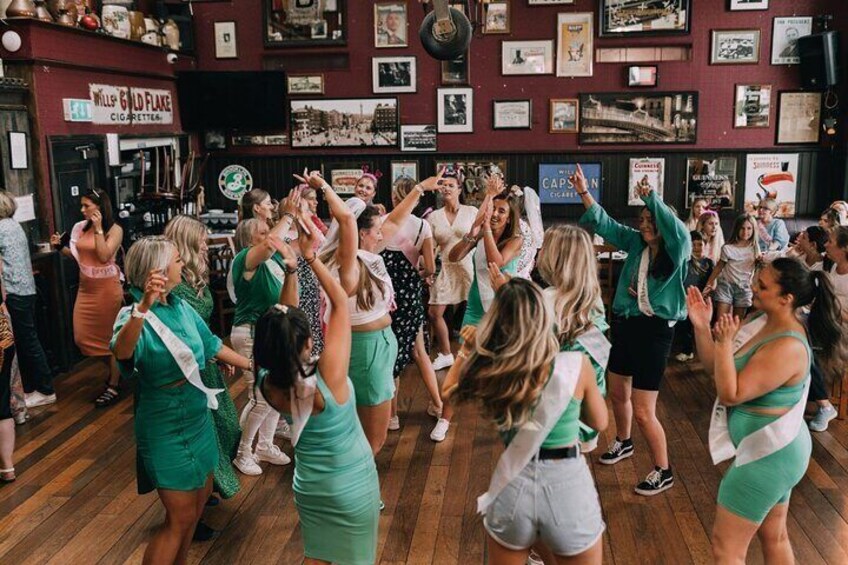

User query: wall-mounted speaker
[798,31,840,89]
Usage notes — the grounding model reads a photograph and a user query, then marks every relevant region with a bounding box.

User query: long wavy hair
[353,206,388,310]
[164,215,208,294]
[455,278,559,431]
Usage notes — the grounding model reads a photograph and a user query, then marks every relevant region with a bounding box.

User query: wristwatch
[130,304,148,320]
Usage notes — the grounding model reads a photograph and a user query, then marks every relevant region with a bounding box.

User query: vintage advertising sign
[628,158,665,205]
[89,84,173,125]
[744,153,798,217]
[218,165,253,201]
[538,163,601,204]
[685,157,737,210]
[129,88,174,124]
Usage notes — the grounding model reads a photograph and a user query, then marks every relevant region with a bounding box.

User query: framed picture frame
[628,158,665,205]
[550,99,579,133]
[287,73,325,95]
[289,98,398,148]
[729,0,768,11]
[441,52,469,85]
[579,92,698,144]
[322,162,371,195]
[214,21,238,59]
[711,29,761,64]
[264,0,347,47]
[556,13,593,77]
[493,100,532,130]
[734,84,772,128]
[771,17,813,65]
[391,160,418,183]
[776,91,822,145]
[483,1,510,35]
[744,154,798,217]
[435,160,507,207]
[374,1,408,48]
[600,0,691,37]
[372,56,416,93]
[400,125,437,152]
[8,132,27,170]
[437,88,473,133]
[685,157,737,210]
[501,40,554,75]
[627,65,658,87]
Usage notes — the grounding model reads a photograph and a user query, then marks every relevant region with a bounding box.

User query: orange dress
[72,228,124,356]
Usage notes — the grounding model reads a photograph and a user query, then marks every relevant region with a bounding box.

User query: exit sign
[63,98,92,122]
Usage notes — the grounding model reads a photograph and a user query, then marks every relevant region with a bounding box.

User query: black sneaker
[599,437,634,465]
[193,520,218,541]
[634,467,674,496]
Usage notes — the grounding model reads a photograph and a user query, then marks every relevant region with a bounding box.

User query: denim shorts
[483,455,605,556]
[714,280,753,308]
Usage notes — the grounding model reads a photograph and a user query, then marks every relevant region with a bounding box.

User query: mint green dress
[170,282,241,499]
[461,253,519,328]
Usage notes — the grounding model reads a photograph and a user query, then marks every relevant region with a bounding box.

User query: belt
[538,445,579,460]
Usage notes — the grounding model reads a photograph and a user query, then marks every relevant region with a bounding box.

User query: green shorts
[349,327,398,406]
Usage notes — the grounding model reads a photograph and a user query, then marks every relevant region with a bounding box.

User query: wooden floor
[3,357,848,565]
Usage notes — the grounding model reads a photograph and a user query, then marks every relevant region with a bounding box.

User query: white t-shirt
[827,265,848,318]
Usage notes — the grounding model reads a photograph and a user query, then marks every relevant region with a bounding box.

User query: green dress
[171,282,242,499]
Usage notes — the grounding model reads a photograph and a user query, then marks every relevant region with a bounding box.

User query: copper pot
[6,0,37,18]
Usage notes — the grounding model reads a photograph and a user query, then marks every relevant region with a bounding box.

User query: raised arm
[379,171,443,245]
[448,199,488,262]
[268,188,301,240]
[271,238,299,307]
[112,270,165,360]
[643,190,691,264]
[687,287,716,374]
[574,165,639,250]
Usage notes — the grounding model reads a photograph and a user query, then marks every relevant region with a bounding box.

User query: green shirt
[579,192,690,321]
[111,287,223,387]
[231,249,286,327]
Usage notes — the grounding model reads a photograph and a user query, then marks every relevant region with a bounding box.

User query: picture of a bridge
[579,92,698,144]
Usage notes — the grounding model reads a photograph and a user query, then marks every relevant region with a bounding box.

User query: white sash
[636,247,655,317]
[227,256,286,305]
[122,305,225,410]
[477,351,582,514]
[357,249,395,302]
[70,220,122,280]
[576,326,611,370]
[474,241,496,312]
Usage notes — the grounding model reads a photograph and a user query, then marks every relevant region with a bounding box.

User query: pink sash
[70,221,122,280]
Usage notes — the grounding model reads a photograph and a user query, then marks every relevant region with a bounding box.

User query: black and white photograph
[711,29,761,64]
[372,56,416,94]
[777,91,822,145]
[391,161,418,183]
[579,92,698,144]
[374,1,408,48]
[289,98,398,148]
[550,99,579,133]
[771,17,813,65]
[482,1,509,34]
[204,130,226,150]
[501,40,554,75]
[286,74,325,95]
[441,53,469,85]
[400,125,437,151]
[734,84,771,128]
[436,160,507,206]
[437,88,473,133]
[528,0,574,3]
[600,0,691,37]
[729,0,768,11]
[493,100,532,130]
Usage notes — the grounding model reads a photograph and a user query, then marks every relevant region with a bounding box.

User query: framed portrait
[628,65,658,87]
[374,2,408,48]
[729,0,768,11]
[264,0,346,47]
[579,92,698,144]
[204,130,226,150]
[372,56,416,94]
[400,125,437,152]
[776,91,822,145]
[550,99,578,133]
[711,29,761,64]
[501,40,554,75]
[214,21,238,59]
[391,160,418,183]
[441,52,469,85]
[600,0,690,37]
[290,98,398,148]
[734,84,771,128]
[287,73,325,95]
[556,13,593,77]
[771,17,813,65]
[493,100,532,130]
[685,157,737,210]
[437,88,473,133]
[483,1,510,35]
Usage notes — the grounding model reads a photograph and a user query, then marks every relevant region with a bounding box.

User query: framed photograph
[501,40,554,75]
[372,56,416,94]
[538,163,601,204]
[600,0,690,37]
[550,99,579,133]
[493,100,532,130]
[374,1,408,48]
[437,88,473,133]
[441,53,469,85]
[483,1,510,34]
[628,66,658,87]
[711,29,761,64]
[771,17,813,65]
[204,130,226,150]
[290,98,398,148]
[435,160,507,206]
[8,132,27,170]
[686,157,737,210]
[556,13,593,77]
[214,21,238,59]
[287,74,324,95]
[729,0,768,10]
[579,92,698,144]
[628,158,665,205]
[400,125,437,152]
[777,91,822,145]
[734,84,771,128]
[391,161,418,183]
[325,166,367,195]
[264,0,347,47]
[744,153,798,217]
[529,0,574,3]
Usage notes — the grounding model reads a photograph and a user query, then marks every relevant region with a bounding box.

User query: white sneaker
[25,391,57,408]
[275,420,292,440]
[233,452,263,475]
[427,402,442,419]
[432,353,455,371]
[430,418,450,442]
[580,435,599,454]
[255,444,291,466]
[388,416,400,431]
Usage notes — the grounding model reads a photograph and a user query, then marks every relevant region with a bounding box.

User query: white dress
[428,205,477,305]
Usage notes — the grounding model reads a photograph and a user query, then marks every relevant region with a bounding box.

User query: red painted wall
[190,0,847,155]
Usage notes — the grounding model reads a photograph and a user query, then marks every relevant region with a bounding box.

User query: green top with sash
[231,249,287,327]
[734,331,811,409]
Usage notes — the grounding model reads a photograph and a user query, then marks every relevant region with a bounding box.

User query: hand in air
[293,168,328,191]
[140,270,168,309]
[686,286,713,331]
[418,166,446,192]
[487,261,510,291]
[713,313,741,344]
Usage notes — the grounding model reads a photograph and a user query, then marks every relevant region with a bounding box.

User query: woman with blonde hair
[443,278,607,564]
[685,197,709,231]
[696,210,725,265]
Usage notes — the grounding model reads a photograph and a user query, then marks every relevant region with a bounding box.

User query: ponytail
[253,305,313,392]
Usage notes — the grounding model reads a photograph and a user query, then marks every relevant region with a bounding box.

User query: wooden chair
[832,369,848,420]
[208,237,236,336]
[595,244,617,324]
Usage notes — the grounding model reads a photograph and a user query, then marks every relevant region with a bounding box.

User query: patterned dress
[297,256,324,355]
[170,282,241,499]
[382,250,425,378]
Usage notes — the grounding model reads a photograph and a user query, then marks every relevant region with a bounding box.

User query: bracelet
[130,304,148,320]
[462,234,478,244]
[248,358,254,373]
[414,184,425,196]
[281,212,295,222]
[284,264,298,275]
[576,191,588,196]
[457,350,470,360]
[304,254,317,265]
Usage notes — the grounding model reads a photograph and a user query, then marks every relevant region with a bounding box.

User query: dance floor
[3,357,848,564]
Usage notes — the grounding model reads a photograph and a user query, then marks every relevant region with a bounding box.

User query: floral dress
[297,255,324,355]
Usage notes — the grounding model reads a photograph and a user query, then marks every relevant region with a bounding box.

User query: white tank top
[326,250,395,325]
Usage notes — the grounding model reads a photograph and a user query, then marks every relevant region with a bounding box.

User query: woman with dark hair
[687,257,845,563]
[575,164,690,496]
[51,188,124,407]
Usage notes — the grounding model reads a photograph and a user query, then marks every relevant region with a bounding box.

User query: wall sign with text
[538,163,601,204]
[89,84,174,125]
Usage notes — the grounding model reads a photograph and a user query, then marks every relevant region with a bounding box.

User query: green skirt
[201,361,242,499]
[349,327,398,406]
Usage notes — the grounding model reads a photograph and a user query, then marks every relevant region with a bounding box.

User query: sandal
[94,385,121,408]
[0,467,15,483]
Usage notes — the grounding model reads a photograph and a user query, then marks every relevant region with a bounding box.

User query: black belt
[538,445,579,460]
